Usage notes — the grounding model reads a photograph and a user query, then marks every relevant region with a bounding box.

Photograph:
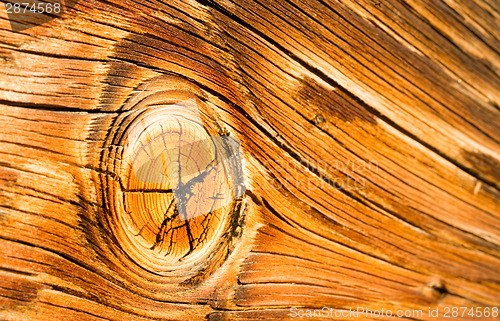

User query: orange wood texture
[0,0,499,320]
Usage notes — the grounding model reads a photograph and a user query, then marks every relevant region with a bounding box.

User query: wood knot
[314,114,327,125]
[100,76,246,281]
[424,279,448,300]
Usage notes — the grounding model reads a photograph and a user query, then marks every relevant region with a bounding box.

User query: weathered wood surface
[0,0,499,320]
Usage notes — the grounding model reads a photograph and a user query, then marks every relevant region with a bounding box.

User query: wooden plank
[0,0,499,319]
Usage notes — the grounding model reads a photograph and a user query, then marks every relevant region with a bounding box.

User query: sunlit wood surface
[0,0,499,320]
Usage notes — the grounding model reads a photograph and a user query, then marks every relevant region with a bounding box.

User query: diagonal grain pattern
[0,0,499,319]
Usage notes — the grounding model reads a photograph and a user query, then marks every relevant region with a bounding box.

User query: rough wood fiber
[0,0,499,320]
